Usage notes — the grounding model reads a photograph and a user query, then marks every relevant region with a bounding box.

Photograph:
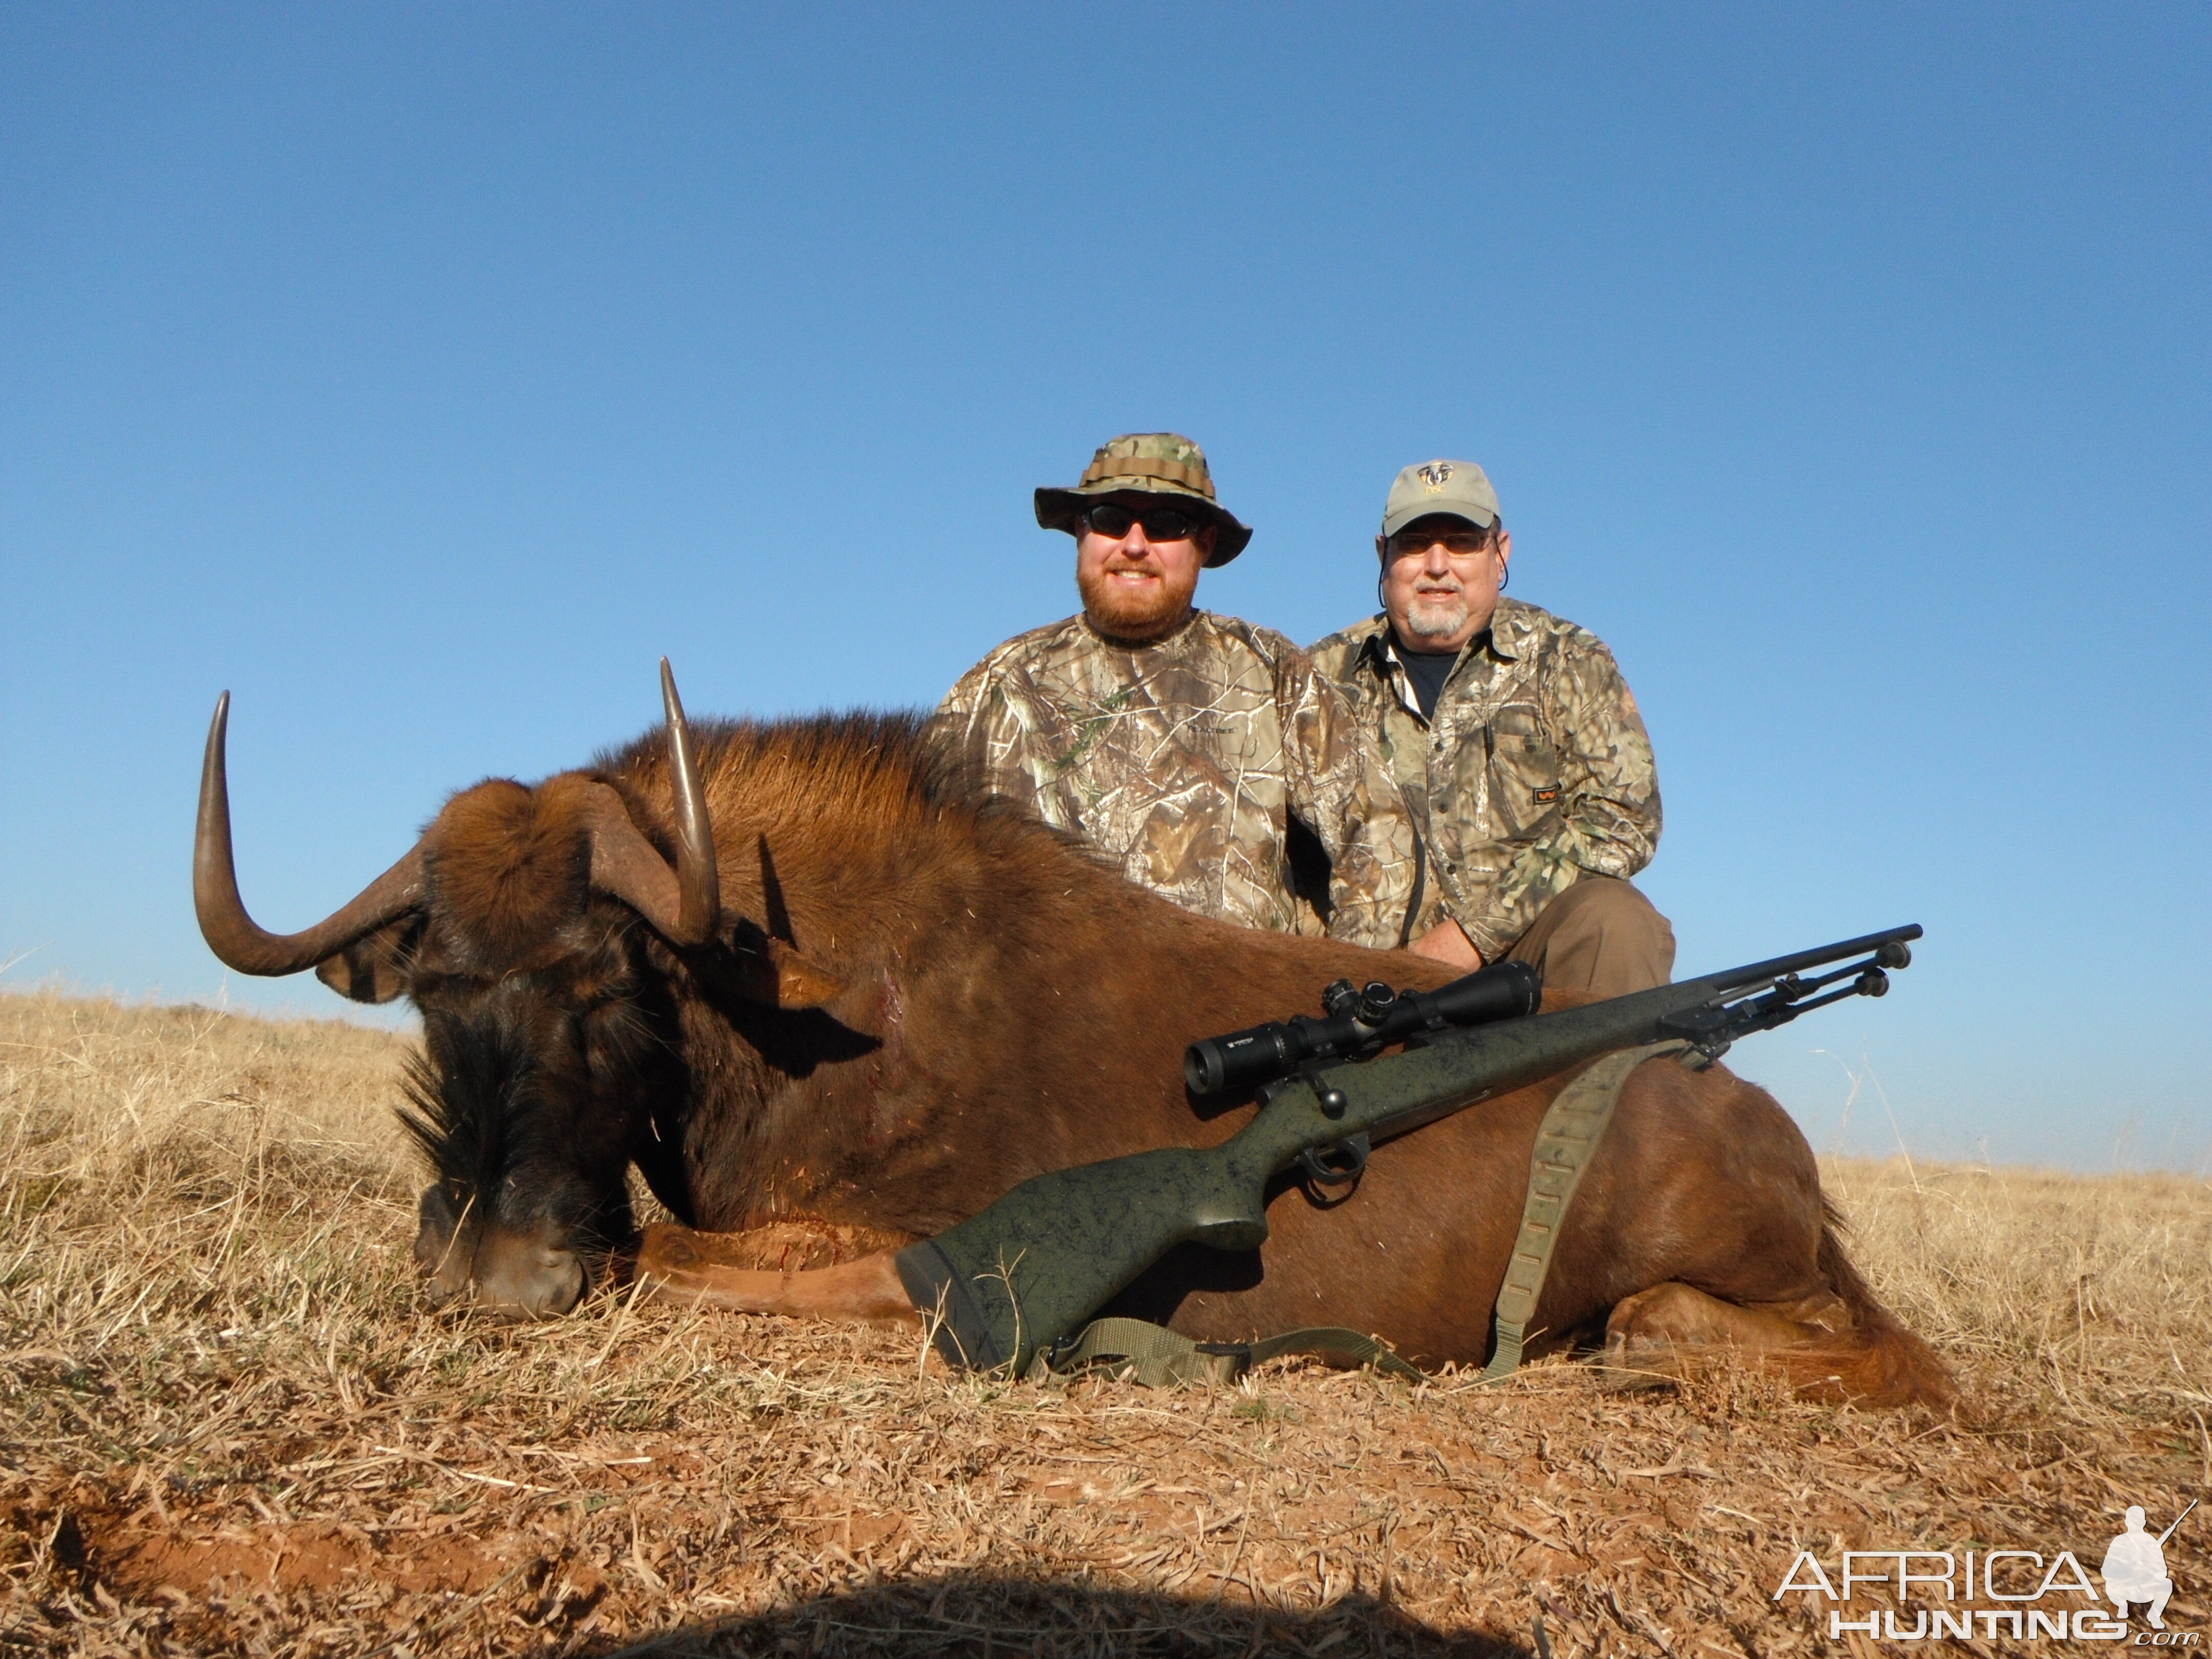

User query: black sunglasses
[1081,502,1209,542]
[1388,526,1496,558]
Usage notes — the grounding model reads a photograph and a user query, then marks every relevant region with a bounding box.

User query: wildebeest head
[194,663,773,1317]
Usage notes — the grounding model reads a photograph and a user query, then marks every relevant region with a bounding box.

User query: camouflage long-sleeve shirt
[935,610,1421,949]
[1306,600,1661,961]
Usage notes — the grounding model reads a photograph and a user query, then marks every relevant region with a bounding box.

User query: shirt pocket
[1485,706,1564,838]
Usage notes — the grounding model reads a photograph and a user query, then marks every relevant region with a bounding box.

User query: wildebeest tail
[1776,1200,1964,1413]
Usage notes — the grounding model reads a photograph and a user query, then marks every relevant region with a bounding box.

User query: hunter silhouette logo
[1416,461,1453,491]
[1773,1500,2198,1644]
[2105,1501,2193,1630]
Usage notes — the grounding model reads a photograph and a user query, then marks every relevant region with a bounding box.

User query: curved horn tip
[655,657,719,945]
[191,687,429,977]
[199,692,235,838]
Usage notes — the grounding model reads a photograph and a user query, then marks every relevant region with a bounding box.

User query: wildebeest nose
[469,1227,588,1319]
[412,1195,583,1317]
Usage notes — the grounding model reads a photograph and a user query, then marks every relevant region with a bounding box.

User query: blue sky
[4,5,2207,1172]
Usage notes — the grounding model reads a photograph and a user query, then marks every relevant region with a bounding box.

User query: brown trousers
[1502,876,1675,998]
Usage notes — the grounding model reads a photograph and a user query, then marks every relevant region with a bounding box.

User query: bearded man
[936,433,1420,949]
[1308,460,1673,995]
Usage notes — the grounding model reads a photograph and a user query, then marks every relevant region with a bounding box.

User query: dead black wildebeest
[193,666,1956,1407]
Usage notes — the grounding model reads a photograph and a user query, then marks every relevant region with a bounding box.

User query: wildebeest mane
[590,706,1100,877]
[591,709,996,814]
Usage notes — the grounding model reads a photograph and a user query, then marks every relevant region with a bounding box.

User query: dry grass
[2,990,2205,1657]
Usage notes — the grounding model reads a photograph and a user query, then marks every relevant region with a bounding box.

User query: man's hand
[1409,917,1483,969]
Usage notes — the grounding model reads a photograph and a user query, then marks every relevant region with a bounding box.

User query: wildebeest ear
[313,920,418,1004]
[725,922,846,1009]
[769,941,845,1010]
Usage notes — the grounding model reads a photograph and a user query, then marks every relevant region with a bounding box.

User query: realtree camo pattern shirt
[1306,599,1662,961]
[935,610,1421,948]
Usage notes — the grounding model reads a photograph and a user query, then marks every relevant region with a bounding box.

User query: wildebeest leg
[633,1223,920,1326]
[1600,1281,1953,1409]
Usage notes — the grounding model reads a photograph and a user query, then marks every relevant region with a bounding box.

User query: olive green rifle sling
[1478,1039,1691,1380]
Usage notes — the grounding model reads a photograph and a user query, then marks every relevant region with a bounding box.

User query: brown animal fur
[362,711,1954,1409]
[424,776,601,974]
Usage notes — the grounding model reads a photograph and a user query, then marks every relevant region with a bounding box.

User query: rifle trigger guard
[1300,1133,1370,1189]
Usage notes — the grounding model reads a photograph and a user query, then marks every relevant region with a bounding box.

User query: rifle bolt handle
[1318,1086,1349,1119]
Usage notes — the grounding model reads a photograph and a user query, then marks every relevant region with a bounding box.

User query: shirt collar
[1360,607,1519,678]
[1484,599,1525,662]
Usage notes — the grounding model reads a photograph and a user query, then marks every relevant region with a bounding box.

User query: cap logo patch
[1417,462,1453,493]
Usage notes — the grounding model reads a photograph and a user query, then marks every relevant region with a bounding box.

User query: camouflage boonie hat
[1035,432,1254,567]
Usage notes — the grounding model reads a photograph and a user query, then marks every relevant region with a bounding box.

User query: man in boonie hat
[936,433,1420,947]
[1307,460,1673,995]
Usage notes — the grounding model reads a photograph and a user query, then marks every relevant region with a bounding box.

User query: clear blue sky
[4,5,2206,1172]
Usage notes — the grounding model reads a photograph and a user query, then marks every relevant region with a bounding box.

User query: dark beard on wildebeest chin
[399,998,646,1266]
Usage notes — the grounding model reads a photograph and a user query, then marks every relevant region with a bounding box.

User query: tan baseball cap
[1035,432,1253,566]
[1381,459,1500,538]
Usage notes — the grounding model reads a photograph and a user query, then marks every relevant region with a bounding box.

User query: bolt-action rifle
[894,924,1921,1374]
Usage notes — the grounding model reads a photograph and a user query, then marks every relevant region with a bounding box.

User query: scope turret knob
[1356,981,1398,1022]
[1321,978,1360,1016]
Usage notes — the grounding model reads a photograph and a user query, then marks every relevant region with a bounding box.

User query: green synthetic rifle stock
[894,924,1921,1375]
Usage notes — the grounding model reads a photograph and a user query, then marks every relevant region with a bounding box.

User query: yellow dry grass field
[3,990,2206,1657]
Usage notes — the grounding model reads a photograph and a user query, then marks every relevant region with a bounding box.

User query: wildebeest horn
[660,659,720,944]
[581,663,721,947]
[194,692,429,976]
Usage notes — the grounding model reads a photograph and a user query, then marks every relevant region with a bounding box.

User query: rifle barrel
[1703,924,1921,994]
[2156,1498,2198,1546]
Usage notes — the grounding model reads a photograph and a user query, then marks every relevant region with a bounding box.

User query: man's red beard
[1079,558,1201,643]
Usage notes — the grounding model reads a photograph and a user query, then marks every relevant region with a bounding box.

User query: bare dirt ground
[2,990,2206,1657]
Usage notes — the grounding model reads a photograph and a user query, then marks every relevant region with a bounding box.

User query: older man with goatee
[937,433,1420,949]
[1308,460,1673,996]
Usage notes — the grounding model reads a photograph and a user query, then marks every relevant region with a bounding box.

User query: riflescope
[1185,959,1543,1096]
